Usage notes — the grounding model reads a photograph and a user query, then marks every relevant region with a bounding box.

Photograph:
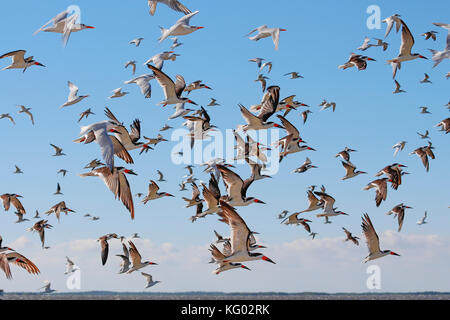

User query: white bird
[60,81,89,108]
[382,14,402,38]
[124,61,137,75]
[144,51,178,70]
[158,11,203,43]
[108,88,129,99]
[147,64,197,107]
[170,37,183,49]
[245,25,287,51]
[0,50,45,72]
[387,19,428,78]
[168,102,194,119]
[116,243,130,274]
[417,211,428,225]
[361,213,400,263]
[148,0,191,16]
[142,272,161,288]
[392,141,407,157]
[429,22,450,67]
[130,37,144,47]
[124,74,153,99]
[260,61,273,73]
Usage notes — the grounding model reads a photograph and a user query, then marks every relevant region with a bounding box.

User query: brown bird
[375,163,406,190]
[27,220,53,248]
[1,194,26,214]
[363,178,388,207]
[80,167,136,219]
[335,147,357,162]
[142,180,174,204]
[0,250,40,280]
[343,227,359,245]
[435,118,450,134]
[98,233,119,266]
[409,142,435,172]
[386,204,413,232]
[45,201,75,222]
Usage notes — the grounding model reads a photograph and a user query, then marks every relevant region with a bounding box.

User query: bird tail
[158,26,169,43]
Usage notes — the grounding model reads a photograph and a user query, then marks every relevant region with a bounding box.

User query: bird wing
[11,197,25,214]
[67,81,79,101]
[128,241,142,266]
[210,244,226,261]
[110,136,134,164]
[1,195,11,211]
[148,180,160,197]
[94,128,115,171]
[129,119,141,143]
[147,64,176,99]
[399,19,415,56]
[342,161,356,175]
[202,184,218,209]
[0,254,12,279]
[361,213,381,254]
[100,238,109,265]
[314,192,335,212]
[217,165,244,200]
[118,171,135,220]
[174,75,186,97]
[239,104,261,126]
[257,86,280,122]
[277,115,299,139]
[0,50,26,64]
[175,10,199,25]
[272,28,281,50]
[217,200,251,254]
[6,252,40,275]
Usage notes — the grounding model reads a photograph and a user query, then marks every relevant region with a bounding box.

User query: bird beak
[308,147,316,151]
[280,29,287,31]
[367,58,376,61]
[86,26,95,29]
[241,265,251,271]
[165,193,174,197]
[253,199,266,204]
[262,256,276,264]
[187,100,198,105]
[150,262,158,265]
[196,26,204,30]
[35,62,45,67]
[360,171,368,174]
[273,124,285,129]
[128,170,137,175]
[390,252,400,256]
[257,245,267,249]
[110,129,121,134]
[419,55,428,59]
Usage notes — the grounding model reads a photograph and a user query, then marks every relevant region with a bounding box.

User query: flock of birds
[0,1,449,292]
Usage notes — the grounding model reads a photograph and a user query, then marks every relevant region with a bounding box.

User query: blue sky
[0,0,449,293]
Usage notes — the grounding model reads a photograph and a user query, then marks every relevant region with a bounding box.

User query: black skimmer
[124,60,137,75]
[129,37,144,47]
[363,178,388,207]
[338,53,376,70]
[80,167,136,219]
[126,240,157,273]
[98,233,119,265]
[142,180,174,204]
[393,80,406,93]
[0,113,15,125]
[65,257,76,274]
[50,143,66,156]
[420,73,432,84]
[387,19,427,78]
[216,164,265,207]
[299,190,324,213]
[78,108,95,123]
[13,165,23,174]
[284,72,304,79]
[116,243,130,274]
[184,80,212,95]
[409,142,435,172]
[207,98,220,106]
[392,141,407,157]
[27,220,52,249]
[342,227,359,246]
[340,161,367,180]
[1,194,25,214]
[0,50,45,72]
[422,31,438,41]
[275,115,313,162]
[209,244,251,275]
[382,14,402,38]
[386,204,413,232]
[361,213,400,263]
[375,163,406,190]
[254,74,268,92]
[292,157,317,173]
[108,88,129,99]
[45,201,75,222]
[145,51,178,70]
[314,191,348,218]
[0,250,40,280]
[435,118,450,134]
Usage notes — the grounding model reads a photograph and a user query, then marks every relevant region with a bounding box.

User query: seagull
[284,72,303,79]
[429,23,450,67]
[420,73,432,84]
[245,25,287,50]
[0,50,45,72]
[78,108,95,122]
[361,213,400,263]
[80,167,136,219]
[343,227,359,246]
[130,37,144,47]
[108,88,129,99]
[393,80,406,94]
[142,180,174,204]
[60,81,89,108]
[147,64,197,107]
[392,141,407,157]
[124,74,153,99]
[387,19,428,78]
[382,14,402,38]
[158,11,203,43]
[98,233,119,266]
[124,61,137,75]
[17,105,34,125]
[422,30,438,41]
[13,165,23,174]
[148,0,191,16]
[126,241,158,274]
[417,211,428,225]
[0,114,15,125]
